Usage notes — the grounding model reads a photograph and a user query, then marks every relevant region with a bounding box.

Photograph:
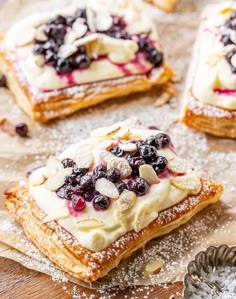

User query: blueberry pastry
[144,0,178,12]
[182,2,236,139]
[4,119,223,281]
[0,1,173,122]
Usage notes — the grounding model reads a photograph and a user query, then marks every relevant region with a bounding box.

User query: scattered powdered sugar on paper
[0,0,235,298]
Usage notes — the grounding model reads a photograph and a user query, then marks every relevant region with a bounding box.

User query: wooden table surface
[0,257,184,298]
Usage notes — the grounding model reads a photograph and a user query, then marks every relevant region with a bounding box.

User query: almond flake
[134,204,149,233]
[72,21,88,38]
[74,146,94,169]
[43,207,69,223]
[74,33,99,47]
[168,157,192,174]
[95,178,119,199]
[154,92,172,107]
[86,8,96,32]
[119,142,137,152]
[77,219,105,230]
[45,156,64,178]
[99,150,116,163]
[16,27,35,46]
[116,190,136,211]
[95,13,113,32]
[35,25,47,42]
[142,259,164,276]
[91,124,121,137]
[171,173,202,194]
[29,168,45,186]
[0,118,15,137]
[45,168,72,191]
[139,164,159,185]
[58,44,78,59]
[107,158,132,179]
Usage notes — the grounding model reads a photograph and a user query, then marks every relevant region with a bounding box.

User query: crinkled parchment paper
[0,0,236,291]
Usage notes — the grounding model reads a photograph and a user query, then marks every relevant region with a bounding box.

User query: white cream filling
[28,125,200,252]
[192,3,236,110]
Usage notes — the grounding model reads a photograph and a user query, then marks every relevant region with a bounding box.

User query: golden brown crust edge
[0,46,173,123]
[4,177,223,282]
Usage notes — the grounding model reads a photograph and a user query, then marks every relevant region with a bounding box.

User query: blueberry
[136,140,146,149]
[45,24,67,41]
[72,195,86,211]
[138,38,150,51]
[15,123,28,137]
[155,133,170,148]
[93,194,110,211]
[112,16,126,29]
[65,174,78,187]
[127,177,149,196]
[110,146,124,157]
[115,180,127,194]
[139,145,158,163]
[106,168,120,182]
[0,74,6,88]
[73,166,88,177]
[47,15,67,26]
[43,40,58,53]
[93,165,107,180]
[83,192,98,202]
[221,34,233,46]
[56,57,75,74]
[79,174,95,192]
[33,43,45,54]
[56,185,73,200]
[75,8,87,19]
[62,158,76,168]
[128,156,145,175]
[226,50,236,74]
[75,54,91,69]
[44,50,57,66]
[152,156,168,174]
[146,135,160,149]
[148,48,164,67]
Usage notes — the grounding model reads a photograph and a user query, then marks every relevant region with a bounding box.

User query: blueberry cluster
[56,158,125,211]
[138,38,164,67]
[33,10,91,74]
[110,133,170,195]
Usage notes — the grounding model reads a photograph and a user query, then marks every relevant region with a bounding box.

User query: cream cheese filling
[28,124,201,252]
[192,3,236,110]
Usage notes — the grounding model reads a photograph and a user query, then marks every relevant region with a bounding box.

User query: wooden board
[0,257,184,298]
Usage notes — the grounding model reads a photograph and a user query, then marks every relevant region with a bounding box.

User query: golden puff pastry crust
[144,0,178,12]
[181,3,236,138]
[4,121,223,282]
[0,1,173,122]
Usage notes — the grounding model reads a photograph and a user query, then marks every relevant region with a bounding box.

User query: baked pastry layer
[4,120,223,281]
[145,0,178,12]
[182,2,236,138]
[0,0,173,122]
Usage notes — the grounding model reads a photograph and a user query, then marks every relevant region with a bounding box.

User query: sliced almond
[119,142,137,152]
[16,27,35,46]
[134,204,149,233]
[113,127,131,140]
[35,25,47,42]
[95,12,113,32]
[58,44,78,59]
[139,164,159,185]
[43,206,69,223]
[99,150,116,163]
[77,218,105,230]
[95,178,119,199]
[91,124,121,137]
[154,92,172,107]
[34,55,45,67]
[72,21,88,38]
[74,33,99,47]
[116,190,136,211]
[86,8,96,32]
[29,168,45,186]
[97,139,113,150]
[168,157,192,174]
[74,146,94,169]
[45,168,72,191]
[107,158,132,179]
[45,156,64,178]
[142,259,164,276]
[171,173,202,194]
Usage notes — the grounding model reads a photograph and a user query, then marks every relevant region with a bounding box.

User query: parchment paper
[0,0,236,291]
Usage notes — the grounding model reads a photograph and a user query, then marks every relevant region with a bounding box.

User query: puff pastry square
[144,0,178,12]
[4,119,223,282]
[0,1,173,122]
[181,2,236,139]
